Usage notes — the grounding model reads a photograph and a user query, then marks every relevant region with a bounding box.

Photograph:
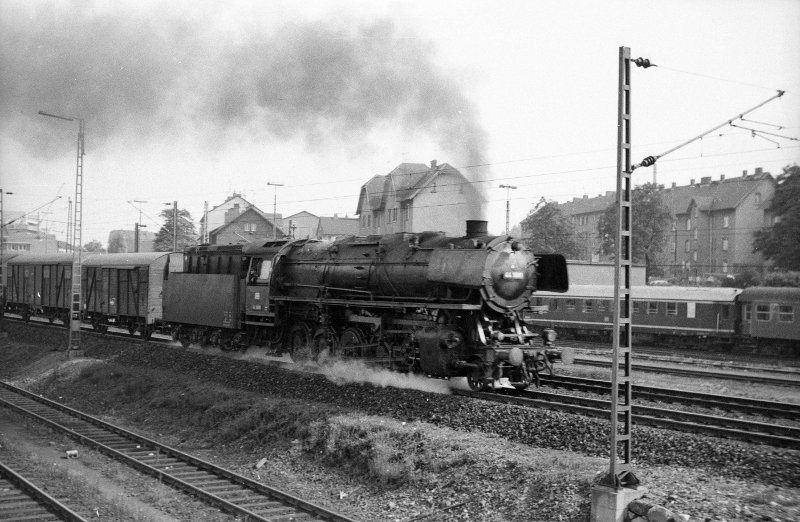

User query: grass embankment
[31,360,600,520]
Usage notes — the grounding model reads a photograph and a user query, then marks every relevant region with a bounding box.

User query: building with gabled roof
[209,204,285,245]
[555,168,777,282]
[356,160,485,237]
[200,193,282,243]
[317,215,359,240]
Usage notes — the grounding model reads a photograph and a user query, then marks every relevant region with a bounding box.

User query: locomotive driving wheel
[287,321,316,363]
[339,327,365,358]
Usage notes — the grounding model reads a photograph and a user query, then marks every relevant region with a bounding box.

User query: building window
[666,302,678,316]
[693,207,699,218]
[722,238,728,251]
[686,219,692,231]
[583,300,593,313]
[754,192,761,205]
[685,240,690,253]
[755,304,770,321]
[743,304,751,321]
[693,228,698,240]
[778,305,794,323]
[722,261,728,273]
[723,216,729,228]
[647,302,659,315]
[693,251,698,261]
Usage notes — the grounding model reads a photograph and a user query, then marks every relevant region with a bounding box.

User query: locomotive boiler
[268,220,569,390]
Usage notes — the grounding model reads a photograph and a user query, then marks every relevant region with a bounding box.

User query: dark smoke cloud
[1,1,489,197]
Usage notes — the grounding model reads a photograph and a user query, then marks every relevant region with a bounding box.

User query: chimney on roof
[690,179,695,186]
[430,160,437,169]
[742,170,747,177]
[583,195,588,199]
[671,182,677,188]
[755,167,763,175]
[224,204,241,224]
[720,174,725,181]
[334,213,338,218]
[700,176,711,185]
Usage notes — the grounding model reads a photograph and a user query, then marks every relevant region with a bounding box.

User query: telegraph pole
[499,184,517,234]
[267,182,283,239]
[129,200,147,252]
[168,201,178,251]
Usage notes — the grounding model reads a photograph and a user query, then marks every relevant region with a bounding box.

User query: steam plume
[1,2,489,199]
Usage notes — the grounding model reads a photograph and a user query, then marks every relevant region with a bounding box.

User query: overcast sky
[2,0,798,245]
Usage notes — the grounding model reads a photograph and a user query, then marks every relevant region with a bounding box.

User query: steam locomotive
[3,220,569,390]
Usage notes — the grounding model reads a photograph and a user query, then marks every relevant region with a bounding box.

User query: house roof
[317,216,359,237]
[209,207,282,238]
[556,172,773,216]
[356,162,483,214]
[661,173,773,214]
[285,211,318,220]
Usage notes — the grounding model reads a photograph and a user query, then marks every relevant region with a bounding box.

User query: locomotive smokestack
[465,220,488,238]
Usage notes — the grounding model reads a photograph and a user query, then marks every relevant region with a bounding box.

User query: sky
[1,0,799,246]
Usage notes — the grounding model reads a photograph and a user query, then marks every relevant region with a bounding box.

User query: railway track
[571,357,800,386]
[0,460,87,521]
[540,375,800,419]
[0,381,355,522]
[454,387,800,448]
[566,339,800,372]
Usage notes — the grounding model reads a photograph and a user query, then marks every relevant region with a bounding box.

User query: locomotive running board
[271,296,482,310]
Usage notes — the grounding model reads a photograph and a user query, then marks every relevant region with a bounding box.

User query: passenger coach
[526,285,742,346]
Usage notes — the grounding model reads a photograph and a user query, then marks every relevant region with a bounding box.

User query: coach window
[633,301,641,314]
[550,300,559,311]
[755,304,771,321]
[647,302,658,315]
[598,300,608,312]
[778,305,794,323]
[720,304,731,318]
[566,299,576,311]
[583,299,593,313]
[666,302,678,316]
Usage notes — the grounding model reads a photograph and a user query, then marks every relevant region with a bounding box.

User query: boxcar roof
[7,253,77,265]
[535,284,741,302]
[738,286,800,302]
[82,252,170,268]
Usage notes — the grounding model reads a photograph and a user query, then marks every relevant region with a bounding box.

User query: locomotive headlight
[502,271,524,280]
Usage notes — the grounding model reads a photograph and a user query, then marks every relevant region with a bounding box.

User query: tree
[154,208,197,252]
[752,165,800,271]
[597,183,672,280]
[520,198,582,258]
[107,231,128,253]
[83,240,106,253]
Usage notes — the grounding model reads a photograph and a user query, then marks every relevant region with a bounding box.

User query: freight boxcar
[5,253,75,323]
[83,252,176,339]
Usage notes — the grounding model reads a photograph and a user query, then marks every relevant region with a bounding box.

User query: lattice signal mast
[38,111,85,355]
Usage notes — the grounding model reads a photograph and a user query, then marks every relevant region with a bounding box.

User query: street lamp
[267,182,284,240]
[39,110,85,355]
[499,184,517,234]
